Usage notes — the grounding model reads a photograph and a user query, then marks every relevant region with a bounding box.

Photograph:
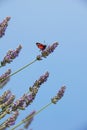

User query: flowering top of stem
[11,72,49,111]
[0,16,11,38]
[36,42,59,60]
[30,71,49,90]
[0,69,11,89]
[51,86,66,104]
[0,90,15,109]
[0,90,12,104]
[0,45,22,67]
[0,110,19,129]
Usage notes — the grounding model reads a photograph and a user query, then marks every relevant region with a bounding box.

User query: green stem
[11,102,52,130]
[0,59,37,84]
[9,59,37,77]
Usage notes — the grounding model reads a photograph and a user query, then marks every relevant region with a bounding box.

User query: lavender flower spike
[0,94,15,109]
[36,42,59,60]
[0,90,12,105]
[0,110,19,129]
[51,86,66,104]
[11,96,26,111]
[29,71,49,93]
[0,16,11,38]
[0,45,22,67]
[0,69,11,89]
[12,72,49,111]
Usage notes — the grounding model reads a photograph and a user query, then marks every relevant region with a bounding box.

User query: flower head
[36,42,59,60]
[0,69,11,89]
[0,110,19,129]
[0,17,11,38]
[51,86,66,104]
[1,95,15,109]
[12,93,35,111]
[0,90,15,109]
[12,72,49,111]
[29,71,49,93]
[0,90,12,104]
[0,45,22,66]
[0,90,15,120]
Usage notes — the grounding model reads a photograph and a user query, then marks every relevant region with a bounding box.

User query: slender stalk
[11,102,52,130]
[0,59,37,84]
[9,59,37,77]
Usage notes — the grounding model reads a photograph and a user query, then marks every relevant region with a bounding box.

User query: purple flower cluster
[36,42,59,60]
[0,90,13,105]
[0,110,19,129]
[0,90,15,110]
[0,69,11,89]
[0,95,15,110]
[12,72,49,111]
[0,90,15,119]
[29,71,49,92]
[11,92,34,111]
[11,95,27,111]
[0,17,11,38]
[0,45,22,66]
[51,86,66,104]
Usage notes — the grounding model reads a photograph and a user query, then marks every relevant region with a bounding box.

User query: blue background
[0,0,87,130]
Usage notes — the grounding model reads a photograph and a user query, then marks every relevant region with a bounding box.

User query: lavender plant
[0,16,66,130]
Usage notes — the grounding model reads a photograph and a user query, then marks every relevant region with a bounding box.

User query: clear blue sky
[0,0,87,130]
